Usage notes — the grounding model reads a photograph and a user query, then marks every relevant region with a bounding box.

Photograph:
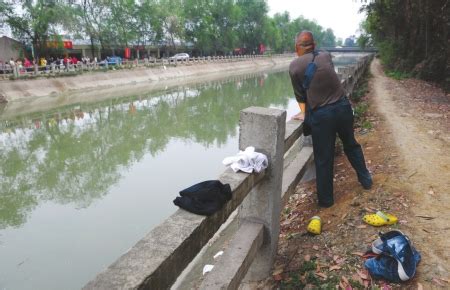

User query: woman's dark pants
[310,97,372,207]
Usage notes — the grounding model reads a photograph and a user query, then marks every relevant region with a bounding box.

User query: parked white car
[169,53,190,61]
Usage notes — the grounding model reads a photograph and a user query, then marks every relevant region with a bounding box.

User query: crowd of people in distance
[0,55,101,74]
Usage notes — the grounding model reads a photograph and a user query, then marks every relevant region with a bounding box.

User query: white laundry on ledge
[222,146,268,173]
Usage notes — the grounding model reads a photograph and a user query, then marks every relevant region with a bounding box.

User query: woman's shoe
[363,211,398,226]
[307,216,321,235]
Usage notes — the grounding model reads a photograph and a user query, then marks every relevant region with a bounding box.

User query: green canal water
[0,69,300,290]
[0,54,364,290]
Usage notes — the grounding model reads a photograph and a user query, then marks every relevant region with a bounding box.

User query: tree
[321,28,336,47]
[361,0,448,85]
[70,1,110,59]
[270,12,292,53]
[0,0,340,60]
[135,0,160,56]
[157,0,185,53]
[236,0,269,53]
[0,0,71,59]
[344,36,356,47]
[108,0,139,49]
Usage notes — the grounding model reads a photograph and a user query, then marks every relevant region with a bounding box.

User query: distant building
[0,36,24,62]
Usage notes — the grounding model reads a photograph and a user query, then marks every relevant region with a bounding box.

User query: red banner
[124,47,131,59]
[47,40,72,49]
[259,43,265,54]
[63,41,73,49]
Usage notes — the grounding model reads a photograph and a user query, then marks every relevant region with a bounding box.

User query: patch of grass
[350,74,369,103]
[351,86,366,102]
[299,260,317,274]
[281,273,303,289]
[361,120,373,130]
[304,271,321,285]
[353,103,369,119]
[281,260,343,289]
[386,70,412,80]
[349,278,365,289]
[349,66,374,131]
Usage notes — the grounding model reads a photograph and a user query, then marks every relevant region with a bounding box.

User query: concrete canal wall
[0,55,293,103]
[83,54,374,289]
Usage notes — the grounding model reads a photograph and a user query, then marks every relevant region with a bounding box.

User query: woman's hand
[291,112,305,120]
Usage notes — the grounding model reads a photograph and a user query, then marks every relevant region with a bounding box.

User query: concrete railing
[338,54,374,94]
[83,54,373,290]
[0,54,294,80]
[83,107,312,290]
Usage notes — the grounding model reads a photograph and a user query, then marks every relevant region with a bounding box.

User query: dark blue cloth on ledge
[173,180,232,216]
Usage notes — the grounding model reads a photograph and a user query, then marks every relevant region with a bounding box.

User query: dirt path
[272,58,449,289]
[370,58,450,280]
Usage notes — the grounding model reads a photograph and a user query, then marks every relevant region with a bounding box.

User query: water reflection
[0,70,292,229]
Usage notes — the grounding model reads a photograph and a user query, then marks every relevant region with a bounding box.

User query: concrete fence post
[237,107,286,281]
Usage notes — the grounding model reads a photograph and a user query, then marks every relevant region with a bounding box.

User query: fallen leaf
[304,254,311,261]
[333,255,339,261]
[336,258,346,265]
[440,278,450,283]
[357,270,368,280]
[313,245,319,250]
[356,225,367,229]
[364,207,377,212]
[352,273,364,285]
[273,274,283,281]
[329,265,342,271]
[351,252,364,257]
[315,272,327,279]
[416,215,435,220]
[433,278,446,286]
[272,268,284,276]
[417,282,423,290]
[281,220,291,226]
[341,276,350,285]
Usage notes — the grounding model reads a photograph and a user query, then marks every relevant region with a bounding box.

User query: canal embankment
[0,56,292,102]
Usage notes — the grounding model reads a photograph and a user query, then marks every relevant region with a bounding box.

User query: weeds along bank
[0,56,293,103]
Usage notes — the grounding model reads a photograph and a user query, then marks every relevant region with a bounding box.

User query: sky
[266,0,366,40]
